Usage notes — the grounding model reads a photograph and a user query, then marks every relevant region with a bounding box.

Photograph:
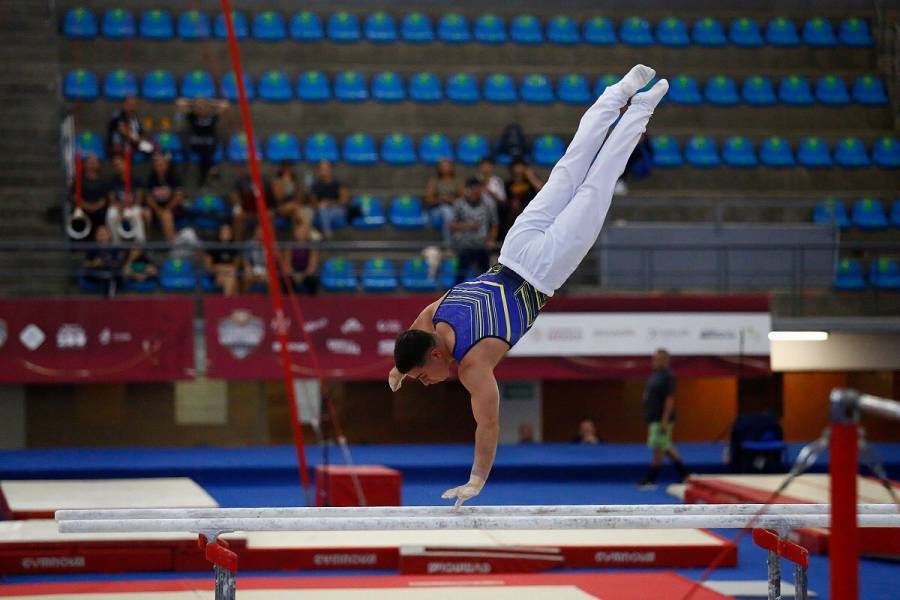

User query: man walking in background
[639,348,689,489]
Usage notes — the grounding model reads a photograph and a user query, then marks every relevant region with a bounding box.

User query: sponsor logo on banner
[326,338,362,355]
[427,562,492,574]
[647,327,690,342]
[594,551,656,564]
[699,328,736,340]
[313,553,378,567]
[377,339,395,356]
[0,319,6,349]
[340,318,364,334]
[548,326,583,341]
[98,328,133,346]
[56,324,87,349]
[303,317,328,333]
[271,310,291,336]
[19,324,45,351]
[22,556,86,569]
[218,310,265,359]
[376,319,403,334]
[272,341,310,353]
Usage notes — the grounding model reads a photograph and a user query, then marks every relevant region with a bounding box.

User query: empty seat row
[813,198,900,230]
[323,256,471,292]
[834,257,900,291]
[669,74,887,107]
[63,8,874,48]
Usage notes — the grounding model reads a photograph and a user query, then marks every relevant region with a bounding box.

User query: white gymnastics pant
[499,86,657,296]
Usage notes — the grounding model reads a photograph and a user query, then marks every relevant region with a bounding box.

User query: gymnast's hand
[442,474,485,508]
[388,367,404,392]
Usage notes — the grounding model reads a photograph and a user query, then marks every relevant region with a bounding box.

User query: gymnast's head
[393,330,450,385]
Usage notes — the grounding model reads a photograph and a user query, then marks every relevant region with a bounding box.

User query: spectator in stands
[572,418,600,444]
[282,223,320,296]
[70,154,112,241]
[308,160,350,238]
[517,422,536,443]
[477,157,506,212]
[143,152,183,241]
[271,162,310,228]
[495,123,530,163]
[230,167,272,241]
[241,224,269,292]
[450,177,498,283]
[106,154,146,243]
[176,97,228,186]
[425,158,463,243]
[122,245,158,285]
[106,96,153,158]
[205,224,239,296]
[503,158,543,240]
[638,349,689,489]
[81,225,124,294]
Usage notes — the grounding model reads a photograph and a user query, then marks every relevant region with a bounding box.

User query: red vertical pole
[219,0,311,502]
[74,152,83,209]
[830,421,858,600]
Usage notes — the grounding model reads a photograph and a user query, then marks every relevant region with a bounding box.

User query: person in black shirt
[308,160,350,238]
[176,97,228,186]
[106,96,153,157]
[82,225,125,296]
[205,224,239,296]
[638,349,689,488]
[230,168,273,241]
[144,153,184,241]
[502,159,543,241]
[70,154,112,240]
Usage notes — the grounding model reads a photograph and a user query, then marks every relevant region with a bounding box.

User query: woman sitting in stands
[281,222,320,296]
[205,224,239,296]
[123,246,158,286]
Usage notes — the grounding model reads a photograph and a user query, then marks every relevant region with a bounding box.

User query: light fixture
[768,331,829,342]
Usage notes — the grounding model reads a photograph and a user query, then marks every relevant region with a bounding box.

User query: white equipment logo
[340,318,364,334]
[19,324,46,351]
[56,324,87,349]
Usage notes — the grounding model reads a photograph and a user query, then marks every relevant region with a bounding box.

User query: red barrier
[752,528,808,568]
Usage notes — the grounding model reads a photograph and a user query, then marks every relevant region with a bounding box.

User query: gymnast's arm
[459,362,500,484]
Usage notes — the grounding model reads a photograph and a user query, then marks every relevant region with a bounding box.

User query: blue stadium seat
[685,136,720,167]
[351,195,387,229]
[296,70,330,102]
[227,133,263,163]
[221,72,254,101]
[63,8,97,38]
[438,13,470,43]
[381,133,417,165]
[813,199,850,229]
[815,76,850,105]
[656,17,690,47]
[692,17,726,46]
[122,273,158,294]
[705,76,740,106]
[328,11,360,42]
[892,200,900,228]
[729,17,763,47]
[322,258,358,292]
[401,258,438,291]
[334,71,368,102]
[266,133,301,162]
[139,9,173,40]
[177,10,210,40]
[365,11,397,43]
[439,257,461,289]
[741,76,776,106]
[154,132,183,161]
[252,10,286,41]
[778,76,814,106]
[343,133,378,165]
[584,16,616,45]
[547,15,580,45]
[852,75,888,105]
[834,137,870,168]
[669,75,702,105]
[557,74,591,104]
[852,198,888,230]
[75,131,104,159]
[510,15,543,45]
[446,73,479,103]
[766,18,800,47]
[304,133,339,163]
[521,74,554,104]
[593,74,621,97]
[389,196,428,229]
[101,8,135,39]
[839,17,873,47]
[401,13,434,43]
[620,16,653,46]
[834,259,866,291]
[409,72,442,103]
[289,11,322,41]
[64,69,98,101]
[723,136,757,167]
[650,135,682,167]
[759,137,795,167]
[484,73,517,103]
[372,72,405,102]
[797,137,832,168]
[872,137,900,168]
[802,17,836,47]
[419,133,454,164]
[361,258,398,292]
[457,133,490,166]
[187,194,228,231]
[870,257,900,290]
[533,134,564,166]
[474,14,506,44]
[160,258,197,292]
[142,69,177,102]
[103,69,138,100]
[214,11,248,39]
[181,69,216,99]
[258,70,292,102]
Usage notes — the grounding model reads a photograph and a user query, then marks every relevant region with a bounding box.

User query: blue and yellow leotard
[433,263,548,363]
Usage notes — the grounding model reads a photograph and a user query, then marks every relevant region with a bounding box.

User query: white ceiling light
[768,331,829,342]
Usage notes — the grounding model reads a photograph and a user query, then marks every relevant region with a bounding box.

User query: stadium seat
[722,136,757,167]
[852,75,888,105]
[142,69,177,102]
[214,11,248,39]
[139,9,173,40]
[419,133,454,164]
[813,198,851,229]
[75,131,104,159]
[815,75,850,105]
[669,75,702,105]
[557,74,591,104]
[389,195,428,229]
[839,17,874,47]
[328,11,360,42]
[474,14,506,44]
[296,70,330,102]
[872,137,900,168]
[64,69,98,101]
[402,258,438,291]
[729,17,763,47]
[533,135,564,166]
[365,11,397,43]
[584,16,616,45]
[890,200,900,228]
[221,72,254,101]
[181,69,216,99]
[102,69,138,100]
[852,198,889,230]
[304,133,339,163]
[381,133,417,165]
[521,74,554,104]
[289,11,323,41]
[351,194,387,229]
[510,14,543,45]
[834,258,866,291]
[410,72,443,102]
[227,133,263,163]
[802,17,836,47]
[593,74,621,97]
[650,135,682,167]
[741,76,776,106]
[101,8,135,39]
[797,137,832,167]
[122,274,158,294]
[547,15,580,45]
[692,17,726,46]
[401,12,434,43]
[160,258,197,292]
[484,73,517,103]
[177,10,210,40]
[372,72,405,102]
[870,257,900,290]
[154,132,183,161]
[322,258,358,292]
[620,16,653,46]
[334,71,368,102]
[778,76,814,106]
[252,10,286,41]
[766,17,800,47]
[457,134,490,165]
[656,17,690,47]
[266,133,301,162]
[759,137,795,167]
[258,70,292,102]
[438,13,470,43]
[361,258,398,292]
[685,136,720,167]
[63,8,97,38]
[705,76,739,106]
[439,257,461,288]
[187,194,228,231]
[446,73,479,103]
[343,133,378,165]
[834,137,870,168]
